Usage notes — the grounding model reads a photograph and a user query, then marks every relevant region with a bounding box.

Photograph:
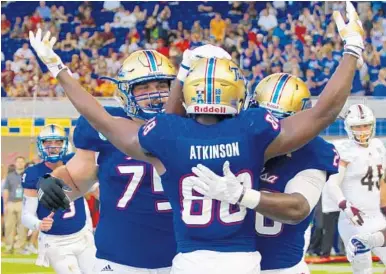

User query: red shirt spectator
[156,39,169,57]
[174,36,190,53]
[99,23,116,46]
[30,11,42,28]
[1,14,11,35]
[2,61,15,89]
[295,22,307,43]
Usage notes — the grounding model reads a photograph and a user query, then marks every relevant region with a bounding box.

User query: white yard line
[2,258,36,264]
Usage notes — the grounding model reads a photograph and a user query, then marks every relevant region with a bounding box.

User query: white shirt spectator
[119,42,139,54]
[272,1,285,10]
[106,56,121,75]
[258,12,278,32]
[112,10,137,28]
[15,47,34,61]
[103,1,120,11]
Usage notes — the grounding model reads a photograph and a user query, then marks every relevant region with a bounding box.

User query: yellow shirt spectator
[210,13,226,42]
[95,81,116,97]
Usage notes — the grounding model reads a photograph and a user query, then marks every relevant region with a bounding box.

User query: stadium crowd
[1,1,386,98]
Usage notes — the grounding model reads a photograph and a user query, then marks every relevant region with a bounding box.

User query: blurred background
[1,1,386,273]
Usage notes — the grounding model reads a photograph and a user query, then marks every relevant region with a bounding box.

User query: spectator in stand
[258,8,278,32]
[81,8,95,27]
[210,13,226,42]
[156,39,169,58]
[132,5,147,22]
[36,1,51,20]
[112,6,137,29]
[2,61,15,89]
[35,73,54,97]
[103,1,120,12]
[248,64,266,91]
[379,38,386,67]
[246,2,257,18]
[367,54,381,84]
[78,32,90,49]
[72,26,83,40]
[60,32,77,52]
[229,2,243,15]
[1,14,11,35]
[51,5,68,25]
[87,32,104,49]
[100,23,116,47]
[10,17,23,39]
[373,68,386,96]
[3,156,28,254]
[191,20,203,37]
[198,2,214,14]
[351,64,366,96]
[106,52,121,75]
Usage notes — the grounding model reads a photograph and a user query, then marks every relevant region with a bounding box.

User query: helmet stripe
[271,74,290,104]
[50,124,54,133]
[206,58,216,104]
[357,104,365,119]
[144,51,158,72]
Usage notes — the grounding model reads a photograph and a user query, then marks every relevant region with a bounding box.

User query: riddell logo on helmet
[194,106,227,113]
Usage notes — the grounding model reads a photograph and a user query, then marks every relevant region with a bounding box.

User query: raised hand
[29,28,67,78]
[333,1,364,63]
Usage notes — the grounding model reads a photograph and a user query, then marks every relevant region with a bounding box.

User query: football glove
[177,45,232,82]
[37,174,71,211]
[333,1,364,62]
[29,28,68,78]
[339,199,365,226]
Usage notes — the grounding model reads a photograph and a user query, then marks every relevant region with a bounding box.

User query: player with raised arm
[188,73,339,274]
[40,50,178,273]
[325,104,386,273]
[21,125,95,274]
[30,2,364,273]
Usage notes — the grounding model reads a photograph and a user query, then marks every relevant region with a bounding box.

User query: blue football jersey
[22,153,87,236]
[73,107,176,269]
[138,108,281,253]
[256,137,339,270]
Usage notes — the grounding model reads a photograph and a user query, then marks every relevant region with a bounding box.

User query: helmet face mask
[344,104,376,146]
[37,125,68,163]
[350,124,374,145]
[108,50,176,121]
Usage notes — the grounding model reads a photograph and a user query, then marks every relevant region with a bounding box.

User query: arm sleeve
[284,169,327,214]
[21,195,41,231]
[326,164,347,206]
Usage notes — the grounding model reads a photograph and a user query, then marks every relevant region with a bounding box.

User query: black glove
[37,174,71,211]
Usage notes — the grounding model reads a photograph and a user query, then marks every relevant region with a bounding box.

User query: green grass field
[1,251,384,274]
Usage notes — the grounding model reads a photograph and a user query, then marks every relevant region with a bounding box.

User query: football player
[30,3,364,273]
[21,125,96,274]
[188,73,339,274]
[346,172,386,274]
[326,104,386,273]
[45,51,178,274]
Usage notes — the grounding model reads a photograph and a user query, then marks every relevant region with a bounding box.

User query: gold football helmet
[37,124,68,163]
[102,50,176,120]
[253,73,311,118]
[183,57,247,115]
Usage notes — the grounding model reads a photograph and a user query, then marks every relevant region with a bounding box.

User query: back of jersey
[138,108,280,253]
[256,137,338,270]
[73,107,176,269]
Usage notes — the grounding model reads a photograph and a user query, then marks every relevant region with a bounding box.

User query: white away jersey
[335,138,386,215]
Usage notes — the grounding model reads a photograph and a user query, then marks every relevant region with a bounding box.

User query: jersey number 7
[116,164,171,212]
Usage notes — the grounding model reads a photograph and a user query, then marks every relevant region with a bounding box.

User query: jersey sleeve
[63,153,75,164]
[137,114,169,159]
[334,140,356,163]
[73,115,105,152]
[21,167,38,190]
[310,142,339,179]
[246,108,281,150]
